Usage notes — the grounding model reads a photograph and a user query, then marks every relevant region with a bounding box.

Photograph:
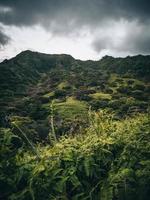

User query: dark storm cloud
[92,32,150,54]
[0,29,10,47]
[0,0,150,54]
[92,21,150,54]
[0,0,150,29]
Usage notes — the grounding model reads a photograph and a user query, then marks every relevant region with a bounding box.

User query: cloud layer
[92,20,150,54]
[0,29,10,48]
[0,0,150,57]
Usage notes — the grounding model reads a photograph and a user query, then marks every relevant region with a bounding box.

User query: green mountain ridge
[1,50,149,101]
[0,50,75,95]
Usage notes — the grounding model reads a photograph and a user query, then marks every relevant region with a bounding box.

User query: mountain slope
[99,55,150,79]
[0,51,149,138]
[0,50,74,97]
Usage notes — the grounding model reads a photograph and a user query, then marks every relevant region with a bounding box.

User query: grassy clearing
[55,97,88,120]
[89,92,112,100]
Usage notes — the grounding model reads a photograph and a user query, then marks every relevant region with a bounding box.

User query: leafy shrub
[131,90,145,100]
[117,86,132,95]
[90,100,109,110]
[54,89,67,98]
[0,129,23,199]
[133,83,145,91]
[127,80,134,85]
[10,116,39,142]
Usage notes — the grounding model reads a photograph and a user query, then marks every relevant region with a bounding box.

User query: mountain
[0,51,149,135]
[1,51,149,98]
[0,50,74,97]
[0,50,150,200]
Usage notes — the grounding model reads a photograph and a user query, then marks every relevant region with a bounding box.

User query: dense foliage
[0,51,149,136]
[0,112,149,199]
[0,51,149,199]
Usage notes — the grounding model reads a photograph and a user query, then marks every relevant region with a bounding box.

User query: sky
[0,0,150,61]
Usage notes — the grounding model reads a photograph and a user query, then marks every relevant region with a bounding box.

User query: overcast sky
[0,0,150,61]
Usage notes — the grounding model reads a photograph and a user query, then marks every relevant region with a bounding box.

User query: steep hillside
[0,51,149,139]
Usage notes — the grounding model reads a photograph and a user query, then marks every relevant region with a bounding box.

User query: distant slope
[99,55,150,79]
[0,51,150,99]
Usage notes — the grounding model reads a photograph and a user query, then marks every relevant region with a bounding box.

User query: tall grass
[0,111,149,200]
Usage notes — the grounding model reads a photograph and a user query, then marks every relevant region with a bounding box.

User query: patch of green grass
[55,97,88,120]
[109,73,118,82]
[57,81,68,89]
[43,91,55,98]
[89,92,112,100]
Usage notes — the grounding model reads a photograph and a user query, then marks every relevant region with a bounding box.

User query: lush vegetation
[0,112,149,199]
[0,51,149,199]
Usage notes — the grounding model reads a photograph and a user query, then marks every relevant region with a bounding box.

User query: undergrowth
[0,111,149,200]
